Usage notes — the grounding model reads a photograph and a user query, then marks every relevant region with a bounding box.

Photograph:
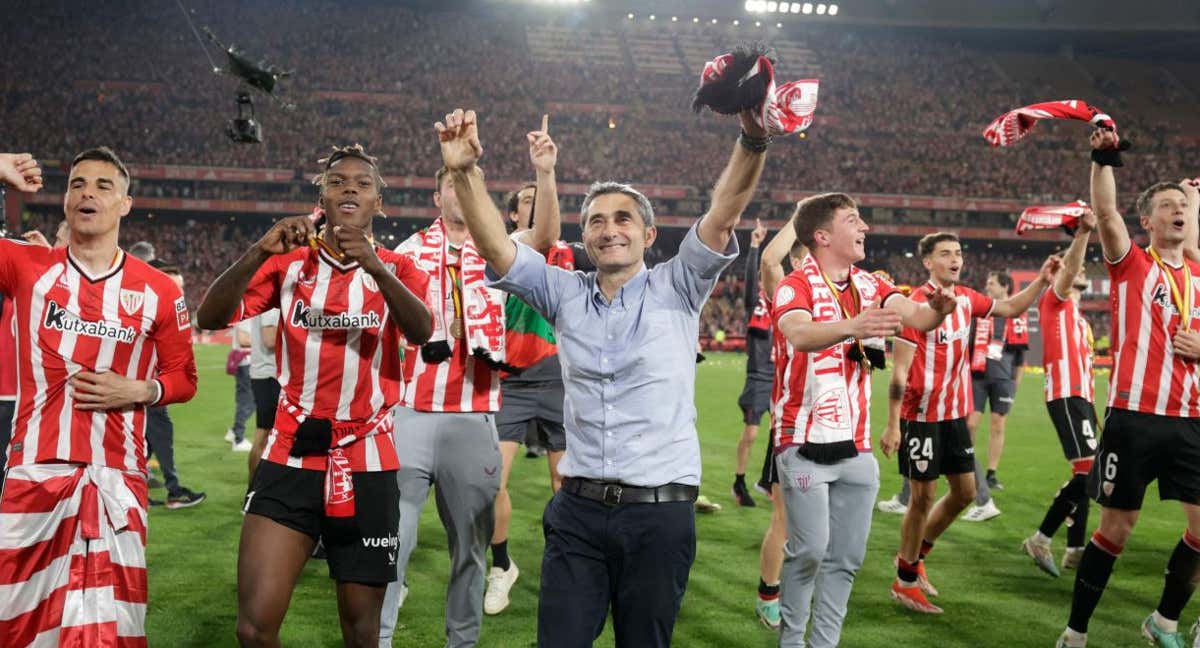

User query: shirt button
[606,404,614,411]
[606,459,614,466]
[602,378,611,384]
[601,357,608,363]
[607,334,614,340]
[606,431,613,437]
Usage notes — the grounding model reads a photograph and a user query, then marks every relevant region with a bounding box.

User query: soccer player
[1023,207,1098,578]
[0,147,197,647]
[487,116,569,615]
[732,218,771,508]
[771,194,957,646]
[1055,131,1200,648]
[882,231,1056,614]
[197,145,431,648]
[967,271,1024,495]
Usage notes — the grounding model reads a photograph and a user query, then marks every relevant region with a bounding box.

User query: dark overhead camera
[226,91,263,144]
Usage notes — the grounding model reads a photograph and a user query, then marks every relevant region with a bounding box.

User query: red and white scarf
[1016,200,1089,235]
[698,53,820,136]
[984,100,1115,147]
[396,219,506,363]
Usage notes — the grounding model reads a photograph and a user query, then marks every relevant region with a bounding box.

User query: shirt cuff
[147,379,164,407]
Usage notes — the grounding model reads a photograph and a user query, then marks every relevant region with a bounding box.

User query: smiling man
[197,145,431,648]
[432,106,764,647]
[0,147,198,648]
[883,231,1055,615]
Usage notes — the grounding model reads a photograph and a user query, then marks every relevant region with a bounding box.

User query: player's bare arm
[196,214,314,329]
[1181,178,1200,264]
[777,305,901,353]
[518,114,561,255]
[696,110,770,253]
[437,108,520,276]
[882,340,915,457]
[0,152,44,193]
[70,370,158,411]
[761,213,800,298]
[333,223,432,344]
[993,256,1058,317]
[888,288,956,332]
[1054,208,1097,298]
[1090,128,1131,262]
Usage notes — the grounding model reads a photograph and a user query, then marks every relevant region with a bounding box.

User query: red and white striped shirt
[0,296,17,400]
[397,243,501,413]
[1039,288,1094,403]
[0,241,197,473]
[234,245,429,471]
[770,260,897,453]
[1107,246,1200,416]
[899,283,994,422]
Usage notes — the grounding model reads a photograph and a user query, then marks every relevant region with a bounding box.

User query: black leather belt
[561,477,699,507]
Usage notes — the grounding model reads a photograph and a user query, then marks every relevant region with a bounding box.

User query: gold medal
[450,319,465,339]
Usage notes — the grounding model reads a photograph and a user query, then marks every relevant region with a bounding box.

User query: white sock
[1062,627,1087,646]
[1033,531,1051,545]
[1151,610,1179,633]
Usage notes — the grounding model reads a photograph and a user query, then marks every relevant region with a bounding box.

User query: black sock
[1157,533,1200,621]
[735,473,746,485]
[758,578,780,599]
[1067,494,1090,548]
[919,539,934,561]
[1040,475,1087,539]
[491,540,511,571]
[897,557,919,584]
[1068,534,1121,633]
[986,469,996,480]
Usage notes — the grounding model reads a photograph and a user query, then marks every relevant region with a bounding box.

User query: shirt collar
[590,265,650,308]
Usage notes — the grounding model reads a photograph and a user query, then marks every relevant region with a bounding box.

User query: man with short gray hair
[433,106,768,648]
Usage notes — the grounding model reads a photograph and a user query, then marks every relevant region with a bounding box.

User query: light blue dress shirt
[486,224,738,487]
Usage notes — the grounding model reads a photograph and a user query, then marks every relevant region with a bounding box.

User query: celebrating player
[1023,207,1098,577]
[883,231,1056,614]
[770,193,957,646]
[732,218,771,508]
[1055,131,1200,648]
[197,145,431,648]
[0,147,197,647]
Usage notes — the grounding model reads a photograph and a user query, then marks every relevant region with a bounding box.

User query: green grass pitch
[144,347,1185,646]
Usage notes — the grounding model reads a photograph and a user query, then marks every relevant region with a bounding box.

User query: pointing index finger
[541,113,549,134]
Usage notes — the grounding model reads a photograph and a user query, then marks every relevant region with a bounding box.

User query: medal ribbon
[446,265,464,333]
[1149,247,1192,330]
[819,270,867,361]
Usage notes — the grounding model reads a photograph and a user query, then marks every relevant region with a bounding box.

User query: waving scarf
[984,100,1115,147]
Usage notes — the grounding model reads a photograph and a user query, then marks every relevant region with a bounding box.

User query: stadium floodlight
[693,16,700,22]
[733,19,740,25]
[780,2,791,12]
[765,1,777,12]
[816,4,826,14]
[828,3,838,14]
[744,0,755,11]
[649,14,655,19]
[791,3,801,12]
[712,17,718,23]
[672,15,678,21]
[776,21,782,27]
[755,20,762,26]
[802,3,813,13]
[627,12,634,19]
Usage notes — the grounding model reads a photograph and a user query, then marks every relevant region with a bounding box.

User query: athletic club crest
[119,289,144,315]
[795,473,812,493]
[813,389,851,430]
[915,460,929,473]
[361,273,377,293]
[1102,481,1114,497]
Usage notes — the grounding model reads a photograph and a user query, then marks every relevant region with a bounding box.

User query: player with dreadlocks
[197,144,431,648]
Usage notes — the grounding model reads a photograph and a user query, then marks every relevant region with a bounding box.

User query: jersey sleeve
[150,280,198,406]
[965,287,995,318]
[898,288,928,345]
[0,239,32,296]
[771,272,813,326]
[232,256,282,324]
[1107,243,1149,279]
[869,272,900,308]
[390,252,430,303]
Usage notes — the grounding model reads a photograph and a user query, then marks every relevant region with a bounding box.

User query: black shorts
[243,460,399,584]
[758,434,778,490]
[1010,348,1026,368]
[1090,408,1200,510]
[971,375,1015,415]
[496,381,566,451]
[1047,397,1099,462]
[251,378,281,432]
[738,377,773,425]
[898,418,976,481]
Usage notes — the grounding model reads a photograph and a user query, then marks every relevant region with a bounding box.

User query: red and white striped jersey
[770,261,897,453]
[234,245,429,471]
[397,245,502,413]
[1039,288,1094,403]
[899,283,994,422]
[1107,246,1200,416]
[0,296,16,400]
[0,240,197,473]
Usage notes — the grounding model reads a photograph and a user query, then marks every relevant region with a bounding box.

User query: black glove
[1091,138,1132,167]
[289,417,333,457]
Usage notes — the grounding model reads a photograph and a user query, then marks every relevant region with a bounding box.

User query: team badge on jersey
[814,389,850,430]
[119,289,144,315]
[361,273,378,293]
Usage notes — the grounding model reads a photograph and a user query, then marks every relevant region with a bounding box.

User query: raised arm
[992,256,1058,317]
[697,112,769,252]
[1054,209,1097,298]
[196,214,314,330]
[760,212,799,299]
[0,152,44,193]
[516,114,561,255]
[743,219,766,308]
[1090,129,1130,263]
[1182,179,1200,265]
[437,109,519,276]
